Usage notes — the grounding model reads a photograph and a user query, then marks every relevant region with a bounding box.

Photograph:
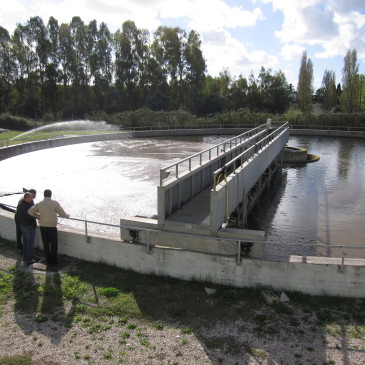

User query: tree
[227,75,248,110]
[184,30,206,112]
[359,74,365,112]
[258,67,291,113]
[11,22,40,117]
[90,22,113,111]
[341,49,359,113]
[152,26,186,109]
[247,71,263,112]
[297,51,313,113]
[0,26,15,112]
[45,17,61,118]
[321,69,337,109]
[114,20,141,110]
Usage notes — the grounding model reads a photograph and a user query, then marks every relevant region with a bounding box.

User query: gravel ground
[0,241,365,365]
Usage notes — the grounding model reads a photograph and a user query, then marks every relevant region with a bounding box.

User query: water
[249,136,365,259]
[0,135,227,232]
[1,135,364,258]
[13,120,119,139]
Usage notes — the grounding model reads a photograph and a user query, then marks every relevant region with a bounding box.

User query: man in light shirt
[28,189,69,266]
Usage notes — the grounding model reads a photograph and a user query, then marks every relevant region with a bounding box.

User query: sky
[1,0,365,90]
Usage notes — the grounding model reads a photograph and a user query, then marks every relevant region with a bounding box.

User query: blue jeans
[21,226,36,262]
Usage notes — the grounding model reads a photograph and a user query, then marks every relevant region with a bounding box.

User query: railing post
[84,221,90,243]
[237,241,241,263]
[340,250,346,273]
[146,230,150,252]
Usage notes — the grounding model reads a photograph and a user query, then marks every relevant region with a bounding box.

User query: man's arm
[28,204,40,218]
[55,201,70,218]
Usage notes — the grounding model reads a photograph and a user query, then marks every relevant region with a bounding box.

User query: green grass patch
[0,354,32,365]
[100,287,120,298]
[0,271,13,297]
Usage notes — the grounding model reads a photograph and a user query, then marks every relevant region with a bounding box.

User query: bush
[100,287,119,298]
[0,113,35,131]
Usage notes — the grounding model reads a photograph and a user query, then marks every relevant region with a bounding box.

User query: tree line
[0,16,294,121]
[298,49,364,113]
[0,16,363,123]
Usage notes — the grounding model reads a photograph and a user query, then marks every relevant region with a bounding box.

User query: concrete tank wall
[1,211,364,298]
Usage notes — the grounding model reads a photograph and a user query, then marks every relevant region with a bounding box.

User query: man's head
[44,189,52,198]
[23,192,33,203]
[29,189,36,199]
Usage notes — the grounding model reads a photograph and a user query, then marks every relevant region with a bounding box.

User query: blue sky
[2,0,365,90]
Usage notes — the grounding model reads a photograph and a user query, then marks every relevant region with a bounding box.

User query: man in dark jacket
[14,189,36,254]
[16,192,37,264]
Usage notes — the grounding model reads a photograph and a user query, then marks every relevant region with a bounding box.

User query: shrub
[100,287,119,298]
[0,113,34,131]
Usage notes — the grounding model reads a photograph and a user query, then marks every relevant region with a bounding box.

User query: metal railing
[48,216,365,265]
[213,122,289,190]
[62,216,365,266]
[159,124,268,185]
[1,203,364,263]
[289,125,365,132]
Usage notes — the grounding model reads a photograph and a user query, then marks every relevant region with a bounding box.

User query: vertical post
[146,230,150,252]
[84,221,89,242]
[237,241,241,263]
[341,250,346,273]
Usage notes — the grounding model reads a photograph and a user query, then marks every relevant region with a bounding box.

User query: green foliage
[62,274,87,299]
[100,287,119,298]
[0,113,34,130]
[317,309,333,323]
[254,314,267,324]
[0,271,12,295]
[297,51,313,113]
[0,354,32,365]
[35,314,48,323]
[222,289,239,301]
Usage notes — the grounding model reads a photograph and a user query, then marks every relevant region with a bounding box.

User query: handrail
[289,125,365,131]
[213,122,289,190]
[53,216,365,265]
[0,203,364,262]
[159,124,268,185]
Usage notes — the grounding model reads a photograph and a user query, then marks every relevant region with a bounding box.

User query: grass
[0,238,365,364]
[0,129,120,147]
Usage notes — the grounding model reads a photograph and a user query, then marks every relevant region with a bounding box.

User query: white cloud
[280,44,305,60]
[261,0,365,62]
[2,0,162,32]
[201,28,278,77]
[0,0,28,30]
[158,0,265,30]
